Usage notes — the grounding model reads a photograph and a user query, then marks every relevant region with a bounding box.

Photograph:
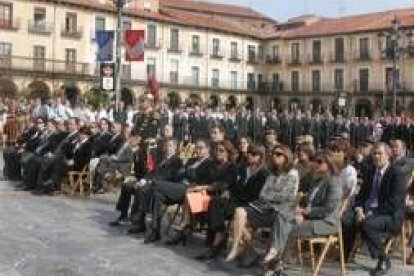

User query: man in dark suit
[111,138,183,230]
[144,139,217,243]
[342,142,406,276]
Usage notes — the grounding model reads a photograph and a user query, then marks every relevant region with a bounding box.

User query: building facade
[1,0,414,116]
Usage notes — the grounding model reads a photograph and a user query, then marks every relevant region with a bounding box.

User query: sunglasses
[315,158,325,164]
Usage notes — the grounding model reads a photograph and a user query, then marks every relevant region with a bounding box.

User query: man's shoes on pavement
[144,231,160,243]
[370,257,391,276]
[93,188,105,194]
[109,216,130,227]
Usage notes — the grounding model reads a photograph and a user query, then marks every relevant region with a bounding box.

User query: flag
[96,31,114,61]
[387,68,400,94]
[147,72,160,101]
[125,30,145,61]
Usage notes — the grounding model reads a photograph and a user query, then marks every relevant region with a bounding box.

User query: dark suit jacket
[180,157,217,185]
[73,140,93,171]
[354,164,406,234]
[229,165,269,205]
[36,131,68,156]
[108,134,125,155]
[150,154,184,182]
[91,132,113,157]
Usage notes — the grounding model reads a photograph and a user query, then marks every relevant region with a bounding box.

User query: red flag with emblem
[147,72,160,102]
[125,30,145,61]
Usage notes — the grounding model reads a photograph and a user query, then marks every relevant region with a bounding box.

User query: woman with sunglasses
[272,151,342,275]
[225,145,299,266]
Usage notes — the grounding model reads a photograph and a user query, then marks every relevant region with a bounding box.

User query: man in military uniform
[132,93,160,180]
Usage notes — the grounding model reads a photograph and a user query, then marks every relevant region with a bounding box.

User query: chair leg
[312,238,332,276]
[338,235,346,276]
[385,238,394,254]
[297,238,303,266]
[402,222,406,266]
[310,240,316,270]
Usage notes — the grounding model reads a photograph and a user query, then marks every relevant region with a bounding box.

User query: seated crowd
[2,112,414,276]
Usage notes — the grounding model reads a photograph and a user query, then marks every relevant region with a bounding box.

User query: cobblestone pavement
[0,160,413,276]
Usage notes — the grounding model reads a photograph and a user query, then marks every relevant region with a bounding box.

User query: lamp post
[113,0,127,111]
[378,16,414,117]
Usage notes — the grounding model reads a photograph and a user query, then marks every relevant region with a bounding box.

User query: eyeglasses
[272,151,284,157]
[315,159,325,164]
[216,147,226,153]
[37,121,44,124]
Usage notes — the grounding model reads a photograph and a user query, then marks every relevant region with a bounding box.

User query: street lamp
[113,0,128,111]
[378,16,414,117]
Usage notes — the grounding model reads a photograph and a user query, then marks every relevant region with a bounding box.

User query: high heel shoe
[195,235,228,260]
[165,227,190,246]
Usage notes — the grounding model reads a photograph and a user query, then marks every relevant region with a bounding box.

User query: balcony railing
[167,45,183,54]
[0,18,19,30]
[247,55,259,64]
[28,20,53,35]
[210,49,224,59]
[61,26,83,39]
[145,41,161,50]
[189,47,203,57]
[0,55,90,76]
[329,52,346,63]
[288,56,302,65]
[229,53,242,62]
[307,53,323,64]
[353,50,372,61]
[265,55,281,64]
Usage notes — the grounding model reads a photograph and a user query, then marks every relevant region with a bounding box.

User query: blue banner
[96,31,114,61]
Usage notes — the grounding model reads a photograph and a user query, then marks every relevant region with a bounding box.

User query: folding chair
[66,166,91,196]
[385,219,409,265]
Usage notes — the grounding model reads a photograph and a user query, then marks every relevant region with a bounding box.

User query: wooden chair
[297,197,349,276]
[65,166,91,196]
[385,219,410,265]
[2,117,22,145]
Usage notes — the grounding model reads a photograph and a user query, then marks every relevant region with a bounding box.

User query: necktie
[365,169,381,211]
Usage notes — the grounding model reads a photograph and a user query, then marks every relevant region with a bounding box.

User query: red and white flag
[147,72,160,102]
[125,30,145,61]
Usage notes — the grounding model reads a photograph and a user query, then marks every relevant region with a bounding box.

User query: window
[212,38,220,56]
[291,43,300,63]
[334,69,344,91]
[272,45,279,59]
[230,71,237,90]
[230,42,238,59]
[122,20,131,31]
[258,46,263,61]
[143,0,151,11]
[359,37,370,60]
[191,66,199,86]
[170,28,179,51]
[359,68,369,91]
[334,38,344,62]
[33,45,45,58]
[248,45,256,62]
[170,59,178,84]
[0,42,11,55]
[192,35,200,53]
[291,71,300,91]
[95,16,105,31]
[147,24,156,47]
[272,73,279,84]
[34,8,46,25]
[212,69,219,88]
[65,13,77,32]
[65,48,76,72]
[147,57,156,77]
[312,40,321,63]
[312,70,321,92]
[121,64,131,79]
[247,73,255,90]
[0,2,12,27]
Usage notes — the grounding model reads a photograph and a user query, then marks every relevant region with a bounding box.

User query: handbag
[186,189,211,214]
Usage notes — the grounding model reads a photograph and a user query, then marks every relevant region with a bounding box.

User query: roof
[159,0,265,19]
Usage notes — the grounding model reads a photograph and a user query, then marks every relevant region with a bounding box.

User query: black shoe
[109,217,129,227]
[144,232,160,243]
[165,230,187,246]
[195,247,222,261]
[370,257,391,276]
[93,188,105,194]
[128,225,146,234]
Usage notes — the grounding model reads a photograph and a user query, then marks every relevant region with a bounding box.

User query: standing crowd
[1,94,414,276]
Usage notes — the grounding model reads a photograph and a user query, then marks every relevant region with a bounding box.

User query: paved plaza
[0,160,413,276]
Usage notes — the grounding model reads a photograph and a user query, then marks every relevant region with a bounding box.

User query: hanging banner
[100,62,115,91]
[125,30,145,61]
[96,31,114,61]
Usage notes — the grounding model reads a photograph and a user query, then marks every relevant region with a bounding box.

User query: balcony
[329,52,346,63]
[308,53,323,65]
[246,55,259,65]
[288,56,302,66]
[61,26,83,39]
[229,53,242,62]
[0,55,90,76]
[211,78,220,89]
[28,20,53,35]
[189,47,203,57]
[0,18,19,30]
[265,55,281,64]
[210,49,224,59]
[167,45,183,54]
[145,41,161,50]
[354,50,372,61]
